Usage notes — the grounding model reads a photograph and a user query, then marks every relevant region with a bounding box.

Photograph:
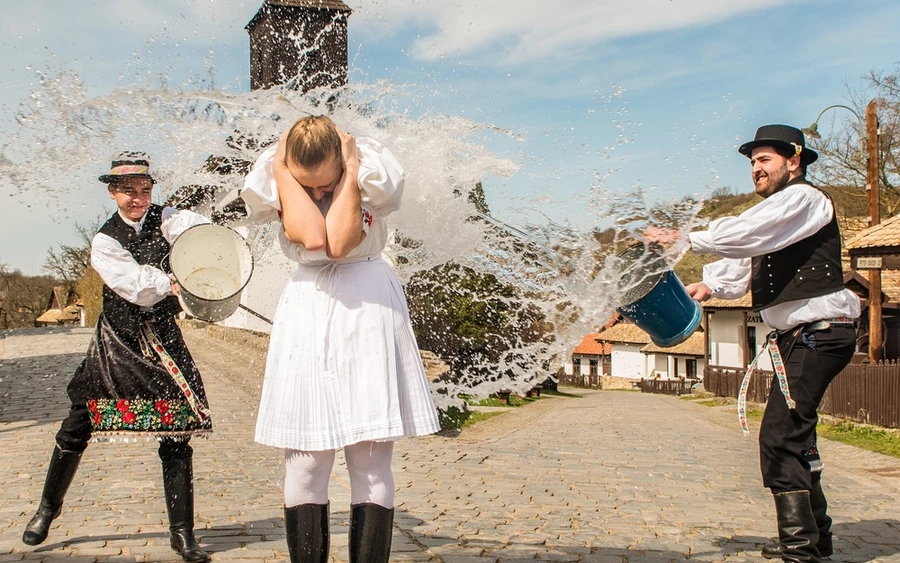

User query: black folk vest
[750,179,844,312]
[97,204,181,341]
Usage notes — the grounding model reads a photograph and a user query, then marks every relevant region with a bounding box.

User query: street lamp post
[803,99,881,361]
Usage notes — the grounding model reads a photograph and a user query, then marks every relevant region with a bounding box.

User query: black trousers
[55,403,192,461]
[759,324,855,493]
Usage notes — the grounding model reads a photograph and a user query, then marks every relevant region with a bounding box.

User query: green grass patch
[817,421,900,458]
[746,408,764,422]
[471,395,510,408]
[541,389,582,398]
[461,410,505,426]
[693,397,734,407]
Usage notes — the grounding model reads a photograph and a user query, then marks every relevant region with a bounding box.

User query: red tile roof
[573,333,612,355]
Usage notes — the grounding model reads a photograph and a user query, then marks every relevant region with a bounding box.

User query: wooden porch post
[741,310,749,368]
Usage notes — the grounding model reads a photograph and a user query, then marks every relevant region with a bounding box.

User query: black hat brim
[738,140,818,165]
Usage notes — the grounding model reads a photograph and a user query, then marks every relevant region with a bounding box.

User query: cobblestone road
[1,326,898,562]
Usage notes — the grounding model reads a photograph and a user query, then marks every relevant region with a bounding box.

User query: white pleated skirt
[254,256,441,451]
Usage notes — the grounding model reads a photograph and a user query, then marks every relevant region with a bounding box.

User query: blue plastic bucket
[615,245,702,348]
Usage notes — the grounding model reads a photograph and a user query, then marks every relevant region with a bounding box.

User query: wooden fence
[705,362,900,428]
[639,378,697,395]
[558,372,603,389]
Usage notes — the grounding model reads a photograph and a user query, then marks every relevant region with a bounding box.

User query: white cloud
[350,0,802,63]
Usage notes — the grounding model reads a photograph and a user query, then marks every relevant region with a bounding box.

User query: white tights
[284,441,395,509]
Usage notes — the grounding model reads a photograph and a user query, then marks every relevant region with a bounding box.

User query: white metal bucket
[169,224,254,323]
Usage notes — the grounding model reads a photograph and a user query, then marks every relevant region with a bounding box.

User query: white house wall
[707,310,772,370]
[611,345,646,379]
[651,354,668,378]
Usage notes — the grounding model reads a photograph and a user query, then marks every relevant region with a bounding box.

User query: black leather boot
[349,503,394,563]
[162,456,210,562]
[762,481,833,558]
[772,490,821,563]
[22,446,83,546]
[284,503,329,563]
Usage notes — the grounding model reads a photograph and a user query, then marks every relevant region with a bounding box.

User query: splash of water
[0,68,714,411]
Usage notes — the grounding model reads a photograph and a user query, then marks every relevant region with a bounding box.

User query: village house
[642,331,705,379]
[561,332,611,388]
[35,286,84,328]
[565,318,705,389]
[845,213,900,360]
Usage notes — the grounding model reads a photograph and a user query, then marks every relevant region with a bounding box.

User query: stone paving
[1,325,899,562]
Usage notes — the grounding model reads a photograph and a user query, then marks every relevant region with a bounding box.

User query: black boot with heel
[22,446,83,546]
[772,490,821,563]
[762,481,832,558]
[162,456,210,562]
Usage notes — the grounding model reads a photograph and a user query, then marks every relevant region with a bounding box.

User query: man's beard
[754,163,791,198]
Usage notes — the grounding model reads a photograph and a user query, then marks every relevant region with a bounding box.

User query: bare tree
[806,65,900,217]
[42,217,102,284]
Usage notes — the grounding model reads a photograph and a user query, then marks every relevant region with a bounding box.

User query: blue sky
[1,0,899,275]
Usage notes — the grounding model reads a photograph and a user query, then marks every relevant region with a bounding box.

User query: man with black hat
[647,125,860,563]
[21,152,214,563]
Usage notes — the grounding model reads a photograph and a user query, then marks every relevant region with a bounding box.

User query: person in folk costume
[241,115,441,563]
[22,153,214,563]
[646,125,860,563]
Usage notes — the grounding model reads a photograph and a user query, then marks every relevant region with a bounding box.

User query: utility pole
[866,99,882,362]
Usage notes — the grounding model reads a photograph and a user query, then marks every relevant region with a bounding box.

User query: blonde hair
[284,115,342,170]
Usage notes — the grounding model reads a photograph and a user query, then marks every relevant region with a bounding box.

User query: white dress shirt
[90,207,210,308]
[688,183,860,330]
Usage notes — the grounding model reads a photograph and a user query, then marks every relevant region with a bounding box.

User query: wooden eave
[246,0,352,31]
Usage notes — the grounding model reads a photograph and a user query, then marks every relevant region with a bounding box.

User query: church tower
[246,0,352,93]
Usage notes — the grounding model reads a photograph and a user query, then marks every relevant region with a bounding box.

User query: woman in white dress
[241,115,440,563]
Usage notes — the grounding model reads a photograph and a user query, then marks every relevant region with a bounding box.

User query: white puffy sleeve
[91,233,174,307]
[356,137,405,217]
[240,145,282,225]
[702,257,752,299]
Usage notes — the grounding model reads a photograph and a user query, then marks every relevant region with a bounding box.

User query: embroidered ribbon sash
[737,329,798,435]
[138,322,211,421]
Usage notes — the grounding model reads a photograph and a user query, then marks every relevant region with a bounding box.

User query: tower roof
[247,0,352,31]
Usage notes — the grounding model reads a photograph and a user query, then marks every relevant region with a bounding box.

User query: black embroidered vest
[97,204,181,341]
[750,179,844,312]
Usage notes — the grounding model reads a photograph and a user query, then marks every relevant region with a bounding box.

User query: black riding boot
[283,503,329,563]
[349,503,394,563]
[762,481,833,558]
[772,491,820,562]
[162,456,210,562]
[22,446,83,546]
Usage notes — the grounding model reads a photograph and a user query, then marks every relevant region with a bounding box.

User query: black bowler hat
[98,151,156,184]
[738,124,818,166]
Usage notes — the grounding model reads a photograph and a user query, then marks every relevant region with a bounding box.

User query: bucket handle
[238,303,273,325]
